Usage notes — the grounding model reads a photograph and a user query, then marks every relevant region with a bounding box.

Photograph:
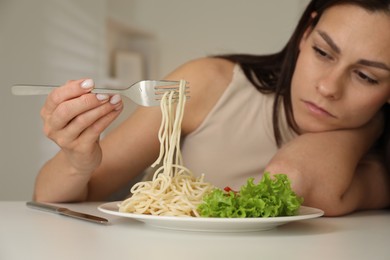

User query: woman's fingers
[53,98,123,147]
[48,93,109,130]
[78,106,123,143]
[40,78,123,149]
[42,79,94,116]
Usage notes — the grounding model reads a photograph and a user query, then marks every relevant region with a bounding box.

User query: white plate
[98,202,324,232]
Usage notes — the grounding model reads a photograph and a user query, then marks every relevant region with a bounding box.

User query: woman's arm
[265,114,390,216]
[34,57,234,202]
[34,79,125,202]
[86,57,234,200]
[352,152,390,211]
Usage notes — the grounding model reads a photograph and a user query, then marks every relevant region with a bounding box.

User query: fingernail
[110,94,121,105]
[81,79,94,89]
[96,94,109,101]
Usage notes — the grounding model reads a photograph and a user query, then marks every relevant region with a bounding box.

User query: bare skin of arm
[266,118,390,216]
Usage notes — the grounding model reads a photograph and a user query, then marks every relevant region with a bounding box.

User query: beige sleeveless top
[181,65,296,190]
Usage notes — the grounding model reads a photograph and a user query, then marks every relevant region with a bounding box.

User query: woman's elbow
[266,166,354,217]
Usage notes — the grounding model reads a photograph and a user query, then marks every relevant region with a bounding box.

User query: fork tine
[155,89,190,97]
[154,86,189,93]
[154,79,189,87]
[152,80,182,87]
[154,89,190,97]
[155,95,191,101]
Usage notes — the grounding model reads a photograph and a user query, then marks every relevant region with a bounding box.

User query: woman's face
[291,4,390,133]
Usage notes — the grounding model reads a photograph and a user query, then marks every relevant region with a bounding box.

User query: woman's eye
[356,71,378,85]
[312,46,332,60]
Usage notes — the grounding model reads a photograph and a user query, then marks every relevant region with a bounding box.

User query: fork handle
[12,84,57,95]
[12,84,123,95]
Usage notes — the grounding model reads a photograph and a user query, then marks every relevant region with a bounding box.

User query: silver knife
[26,201,109,225]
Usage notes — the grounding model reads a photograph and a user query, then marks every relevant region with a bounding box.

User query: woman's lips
[303,101,336,118]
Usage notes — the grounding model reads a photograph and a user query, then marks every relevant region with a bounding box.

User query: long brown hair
[218,0,390,170]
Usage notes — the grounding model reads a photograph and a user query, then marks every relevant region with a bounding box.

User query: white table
[1,201,389,260]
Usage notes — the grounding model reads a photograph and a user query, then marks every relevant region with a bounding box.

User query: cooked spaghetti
[118,80,214,217]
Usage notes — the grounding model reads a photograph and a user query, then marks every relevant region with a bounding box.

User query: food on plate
[197,173,303,218]
[119,80,215,217]
[118,79,303,218]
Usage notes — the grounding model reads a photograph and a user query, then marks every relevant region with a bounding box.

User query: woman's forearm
[33,151,90,202]
[265,126,384,216]
[347,154,390,211]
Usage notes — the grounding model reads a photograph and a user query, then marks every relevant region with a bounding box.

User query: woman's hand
[40,79,123,174]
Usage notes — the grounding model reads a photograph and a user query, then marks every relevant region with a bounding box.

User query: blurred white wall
[0,0,106,200]
[107,0,309,77]
[0,0,309,200]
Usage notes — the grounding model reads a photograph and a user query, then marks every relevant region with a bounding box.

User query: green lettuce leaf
[197,173,303,218]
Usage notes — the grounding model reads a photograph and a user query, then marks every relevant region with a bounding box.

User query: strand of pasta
[119,80,214,217]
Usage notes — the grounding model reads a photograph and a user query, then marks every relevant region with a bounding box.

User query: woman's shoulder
[165,57,236,85]
[164,57,236,134]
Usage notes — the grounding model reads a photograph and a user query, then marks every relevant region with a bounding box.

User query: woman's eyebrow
[317,30,340,54]
[316,30,390,72]
[358,59,390,71]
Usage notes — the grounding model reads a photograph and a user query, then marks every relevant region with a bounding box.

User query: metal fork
[11,80,188,107]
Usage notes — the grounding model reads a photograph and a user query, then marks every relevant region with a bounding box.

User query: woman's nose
[316,70,344,100]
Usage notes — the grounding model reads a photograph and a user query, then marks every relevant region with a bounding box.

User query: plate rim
[98,201,324,223]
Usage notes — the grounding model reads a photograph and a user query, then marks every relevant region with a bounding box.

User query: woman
[34,0,390,216]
